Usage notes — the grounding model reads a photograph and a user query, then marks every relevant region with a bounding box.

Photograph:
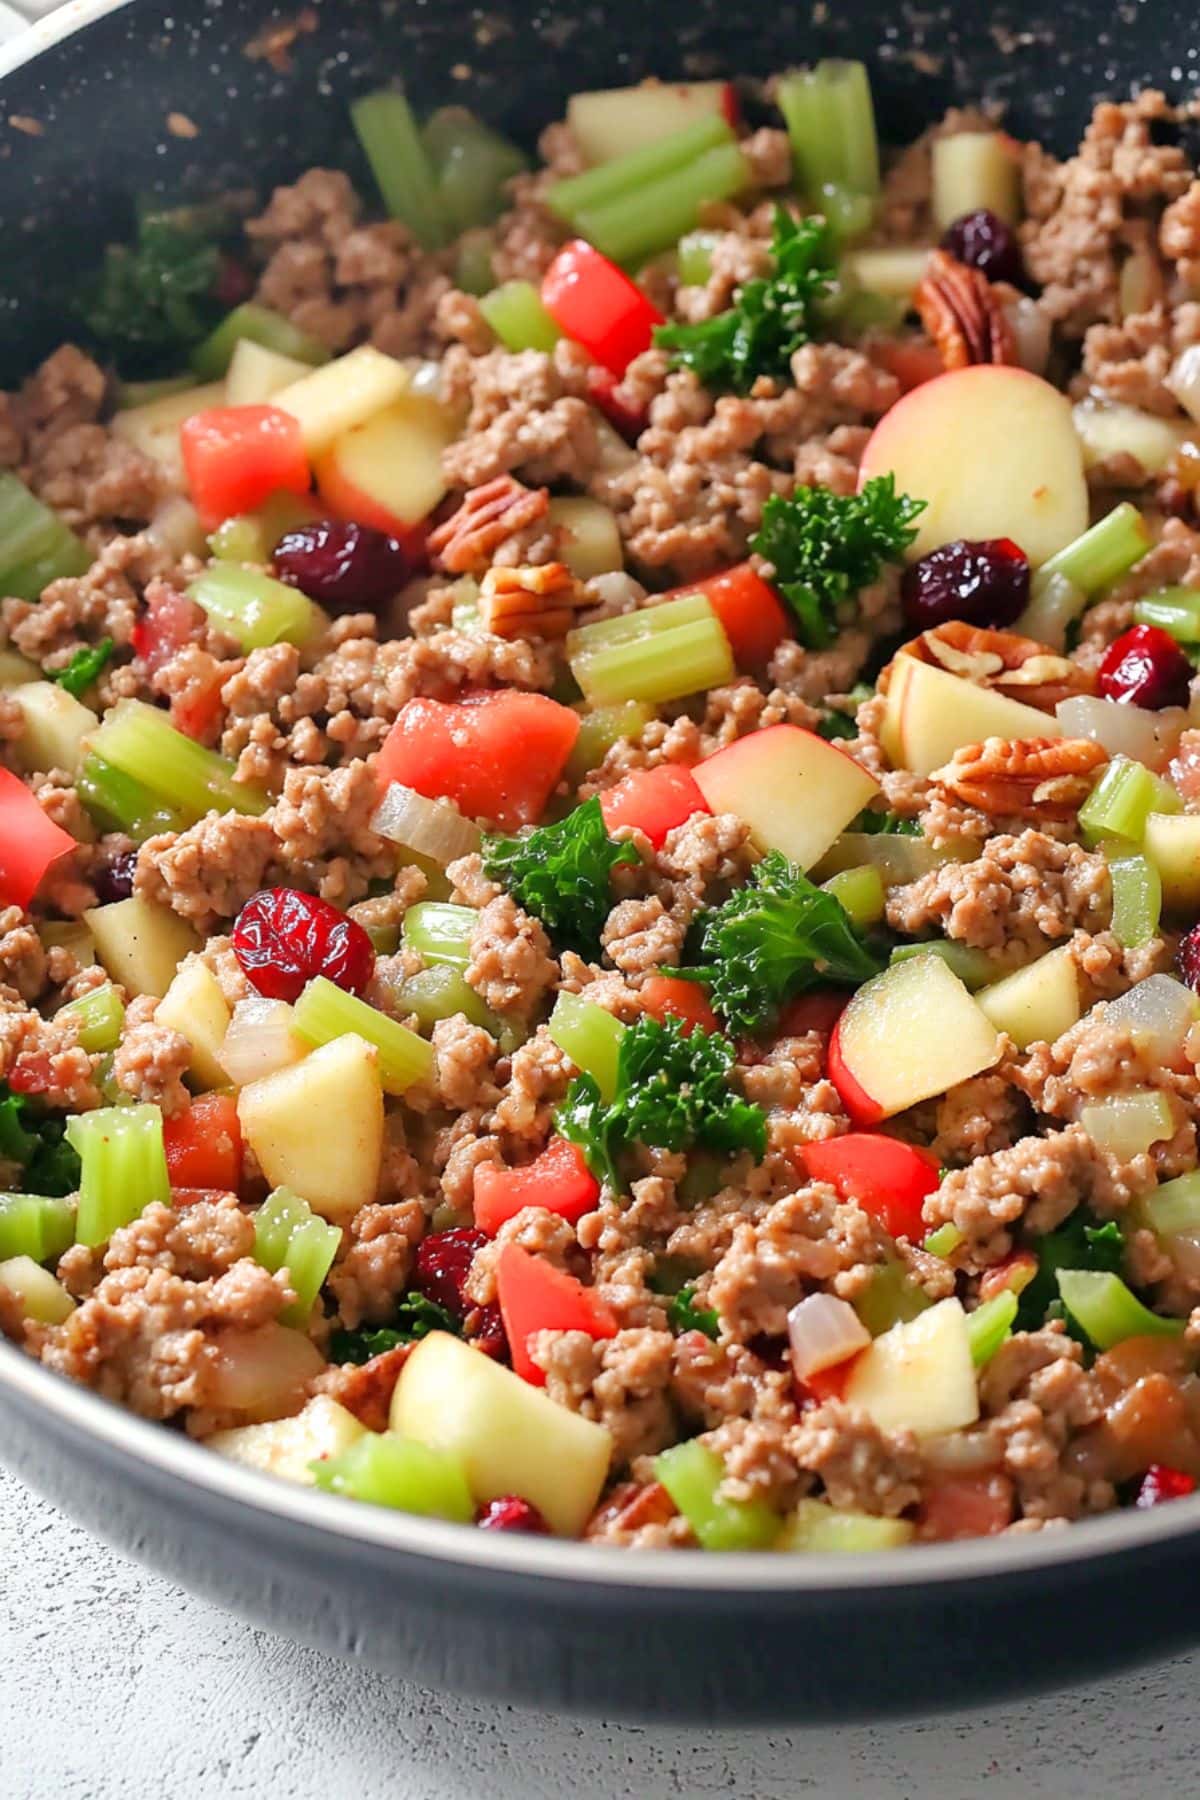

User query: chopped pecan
[479,561,584,638]
[895,620,1094,713]
[313,1344,412,1432]
[930,736,1107,818]
[585,1480,677,1541]
[428,475,550,575]
[916,250,1016,369]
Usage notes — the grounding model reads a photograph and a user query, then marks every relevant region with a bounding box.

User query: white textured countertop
[1,1466,1194,1799]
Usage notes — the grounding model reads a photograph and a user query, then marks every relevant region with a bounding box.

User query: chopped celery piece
[777,1498,914,1552]
[654,1440,780,1551]
[547,115,734,223]
[391,965,497,1035]
[87,699,269,823]
[0,1192,75,1263]
[479,281,561,353]
[401,901,476,970]
[352,90,448,251]
[547,990,626,1103]
[569,592,712,654]
[853,1260,931,1337]
[116,374,194,409]
[1134,587,1200,643]
[1078,755,1180,847]
[573,142,750,266]
[1079,1089,1177,1159]
[190,303,330,380]
[566,700,654,784]
[966,1291,1017,1367]
[570,610,734,706]
[776,60,881,202]
[77,752,191,843]
[677,229,720,286]
[455,229,495,297]
[0,471,89,601]
[423,106,529,233]
[1013,570,1087,650]
[253,1186,342,1326]
[816,180,875,245]
[310,1431,474,1520]
[292,976,435,1096]
[1142,1172,1200,1237]
[1107,850,1162,949]
[1032,502,1150,599]
[66,1103,170,1248]
[187,564,321,651]
[208,490,320,564]
[820,865,885,930]
[1056,1268,1183,1352]
[889,939,994,992]
[923,1222,963,1258]
[59,982,125,1054]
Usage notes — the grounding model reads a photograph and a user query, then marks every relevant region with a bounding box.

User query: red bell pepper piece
[664,565,790,668]
[1136,1464,1199,1508]
[0,767,76,910]
[916,1474,1015,1541]
[639,974,719,1037]
[797,1355,861,1407]
[376,691,580,831]
[585,365,648,440]
[495,1243,619,1385]
[541,240,665,377]
[777,991,848,1039]
[473,1136,600,1238]
[162,1092,243,1194]
[598,763,709,849]
[180,404,310,531]
[800,1133,940,1242]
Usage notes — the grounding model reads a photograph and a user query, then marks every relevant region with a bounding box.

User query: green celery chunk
[816,180,875,244]
[351,90,449,251]
[479,281,561,353]
[1077,755,1180,847]
[455,230,496,297]
[677,230,720,287]
[58,982,125,1054]
[777,1497,914,1552]
[570,610,734,706]
[87,699,268,824]
[966,1291,1017,1367]
[566,701,654,784]
[654,1440,780,1551]
[889,940,994,992]
[208,490,321,564]
[574,142,750,266]
[0,472,89,601]
[292,976,435,1096]
[1106,850,1162,949]
[402,901,476,970]
[820,865,885,930]
[187,564,321,652]
[423,107,529,233]
[569,592,712,655]
[547,115,734,223]
[1141,1172,1200,1237]
[1056,1268,1183,1352]
[0,1192,75,1263]
[310,1431,474,1520]
[390,966,497,1035]
[77,752,191,843]
[852,1260,931,1337]
[923,1222,962,1258]
[253,1186,342,1326]
[1032,502,1150,599]
[66,1103,170,1248]
[1134,587,1200,643]
[547,990,626,1102]
[189,302,331,379]
[776,60,881,202]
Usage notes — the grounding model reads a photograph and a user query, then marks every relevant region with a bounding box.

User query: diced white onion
[922,1431,1005,1474]
[1079,1089,1180,1159]
[147,494,207,560]
[207,1322,325,1421]
[1166,1230,1200,1283]
[1056,693,1185,769]
[787,1292,870,1382]
[1104,975,1200,1062]
[371,781,481,865]
[1004,295,1052,376]
[1014,572,1086,650]
[217,997,308,1086]
[1167,345,1200,425]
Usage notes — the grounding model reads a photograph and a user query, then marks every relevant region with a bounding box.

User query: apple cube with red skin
[881,652,1061,778]
[858,364,1089,568]
[829,952,1002,1125]
[567,82,738,164]
[692,724,880,872]
[315,391,453,537]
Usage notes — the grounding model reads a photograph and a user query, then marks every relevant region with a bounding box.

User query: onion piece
[1004,294,1051,375]
[1013,571,1085,650]
[147,494,207,560]
[1104,975,1200,1062]
[813,831,973,886]
[1079,1089,1180,1159]
[1056,693,1185,770]
[1168,345,1200,424]
[218,996,308,1086]
[207,1322,325,1421]
[1166,1231,1200,1284]
[787,1292,870,1382]
[371,781,482,865]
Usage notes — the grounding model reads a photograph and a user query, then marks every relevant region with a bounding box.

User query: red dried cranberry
[231,886,374,1003]
[466,1300,509,1363]
[413,1227,488,1320]
[1135,1464,1197,1508]
[274,520,409,611]
[901,537,1030,631]
[1179,926,1200,993]
[1097,624,1193,710]
[213,253,255,310]
[476,1495,550,1533]
[94,849,137,905]
[941,208,1024,286]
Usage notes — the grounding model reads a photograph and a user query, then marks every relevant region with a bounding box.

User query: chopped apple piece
[976,945,1081,1050]
[391,1330,612,1536]
[882,653,1062,777]
[1143,811,1200,912]
[83,896,201,999]
[567,81,735,163]
[546,497,624,579]
[829,952,1002,1124]
[692,724,880,871]
[0,1254,75,1325]
[930,132,1020,229]
[111,380,226,488]
[237,1032,383,1223]
[845,1298,980,1437]
[314,391,453,534]
[225,338,314,407]
[207,1394,367,1484]
[272,345,411,458]
[858,365,1088,567]
[1073,400,1191,481]
[0,650,40,687]
[156,954,233,1089]
[7,681,98,778]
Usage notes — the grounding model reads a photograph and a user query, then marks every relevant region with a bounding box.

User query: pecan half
[930,736,1107,818]
[428,475,550,575]
[895,620,1094,713]
[916,249,1016,369]
[585,1480,677,1541]
[479,561,584,638]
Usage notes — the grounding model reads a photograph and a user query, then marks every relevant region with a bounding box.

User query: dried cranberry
[94,849,137,905]
[413,1227,488,1320]
[1135,1463,1197,1508]
[941,208,1024,286]
[476,1495,550,1533]
[213,253,255,310]
[1097,623,1193,710]
[1177,926,1200,993]
[274,520,409,611]
[231,886,374,1003]
[901,537,1030,631]
[466,1300,509,1363]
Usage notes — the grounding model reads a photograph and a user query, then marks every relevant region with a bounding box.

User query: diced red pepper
[473,1136,600,1238]
[870,337,946,393]
[585,365,648,440]
[495,1243,619,1385]
[541,240,665,377]
[162,1092,243,1194]
[916,1474,1015,1541]
[777,991,848,1039]
[131,584,202,674]
[599,763,709,849]
[797,1354,861,1407]
[376,691,580,831]
[663,564,790,668]
[0,767,77,911]
[1136,1463,1198,1508]
[180,404,310,531]
[639,974,720,1037]
[800,1133,940,1242]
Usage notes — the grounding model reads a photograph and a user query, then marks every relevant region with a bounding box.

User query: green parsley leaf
[750,475,925,647]
[328,1292,459,1365]
[852,809,921,837]
[0,1085,80,1198]
[683,850,882,1036]
[816,711,858,741]
[80,217,221,373]
[667,1283,720,1340]
[53,638,114,701]
[483,795,640,956]
[1016,1210,1125,1333]
[653,207,836,394]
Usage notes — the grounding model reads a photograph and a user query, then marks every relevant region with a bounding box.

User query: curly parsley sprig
[482,795,640,957]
